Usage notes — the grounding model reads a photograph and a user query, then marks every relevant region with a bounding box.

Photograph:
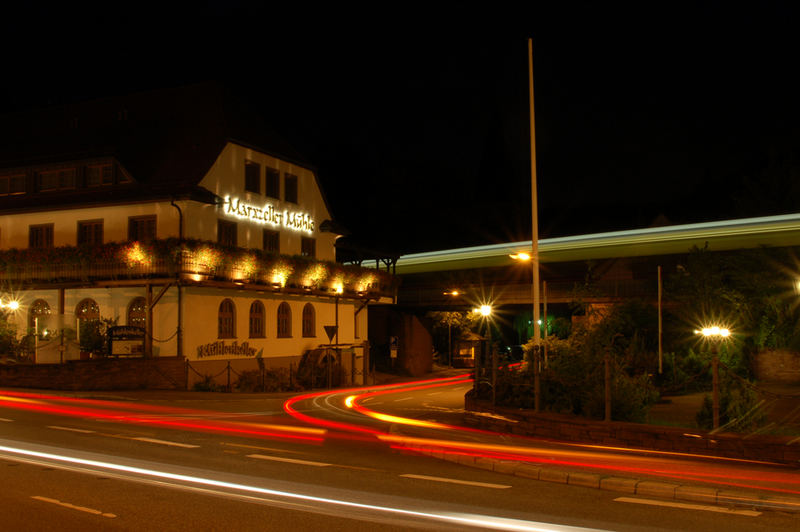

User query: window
[284,173,298,203]
[75,298,100,322]
[301,237,316,258]
[302,303,315,338]
[218,220,238,247]
[245,160,261,194]
[277,302,292,338]
[218,299,236,338]
[37,168,76,191]
[28,299,51,334]
[77,220,103,246]
[127,297,146,328]
[249,301,265,338]
[128,215,156,242]
[265,168,280,199]
[0,174,25,195]
[29,224,54,249]
[263,229,279,254]
[86,164,113,186]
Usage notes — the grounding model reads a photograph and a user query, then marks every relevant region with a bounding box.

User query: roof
[0,83,331,214]
[395,213,800,274]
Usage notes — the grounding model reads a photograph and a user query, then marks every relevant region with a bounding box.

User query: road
[286,374,800,497]
[0,379,797,531]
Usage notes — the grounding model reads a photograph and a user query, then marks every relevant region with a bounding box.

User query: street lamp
[0,299,19,311]
[695,325,732,430]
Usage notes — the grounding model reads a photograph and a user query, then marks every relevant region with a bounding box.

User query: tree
[427,311,480,364]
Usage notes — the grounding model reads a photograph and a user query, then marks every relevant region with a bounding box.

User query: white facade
[0,141,373,364]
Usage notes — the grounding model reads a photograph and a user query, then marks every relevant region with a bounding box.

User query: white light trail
[0,443,603,532]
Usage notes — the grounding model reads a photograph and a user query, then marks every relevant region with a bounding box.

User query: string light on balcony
[123,242,152,267]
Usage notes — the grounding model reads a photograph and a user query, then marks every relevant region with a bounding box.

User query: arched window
[277,302,292,338]
[28,299,51,334]
[127,297,146,328]
[218,299,236,338]
[75,298,99,323]
[249,301,265,338]
[302,303,315,338]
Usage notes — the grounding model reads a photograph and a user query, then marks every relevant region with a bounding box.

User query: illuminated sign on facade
[197,340,261,358]
[224,196,315,234]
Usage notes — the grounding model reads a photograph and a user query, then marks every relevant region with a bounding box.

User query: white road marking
[221,442,307,455]
[247,454,331,467]
[132,437,199,449]
[400,474,511,489]
[32,496,116,518]
[394,397,414,402]
[614,497,762,516]
[426,392,443,396]
[47,426,95,434]
[0,418,13,422]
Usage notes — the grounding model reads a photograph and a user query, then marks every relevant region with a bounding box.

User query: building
[0,84,393,378]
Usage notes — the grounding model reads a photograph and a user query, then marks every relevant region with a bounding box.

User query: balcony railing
[0,239,396,298]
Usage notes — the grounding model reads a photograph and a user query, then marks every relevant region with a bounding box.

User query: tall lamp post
[527,38,542,412]
[510,250,540,410]
[696,326,731,430]
[443,290,461,368]
[473,304,496,403]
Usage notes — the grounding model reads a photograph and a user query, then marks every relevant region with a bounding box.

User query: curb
[405,445,800,514]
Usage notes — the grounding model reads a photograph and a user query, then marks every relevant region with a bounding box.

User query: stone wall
[756,349,800,383]
[465,397,800,465]
[0,357,187,391]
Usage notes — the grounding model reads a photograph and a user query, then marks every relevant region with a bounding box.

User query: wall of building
[181,286,359,361]
[0,201,180,249]
[368,306,433,376]
[10,286,179,361]
[0,142,336,261]
[193,142,337,261]
[9,285,366,364]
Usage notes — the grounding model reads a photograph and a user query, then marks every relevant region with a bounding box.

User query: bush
[192,375,220,392]
[696,374,766,431]
[500,300,661,422]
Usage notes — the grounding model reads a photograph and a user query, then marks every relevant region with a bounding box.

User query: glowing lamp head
[510,252,531,261]
[479,305,492,317]
[7,301,19,311]
[696,326,730,338]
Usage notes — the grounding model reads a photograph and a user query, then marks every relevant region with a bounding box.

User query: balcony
[0,239,396,299]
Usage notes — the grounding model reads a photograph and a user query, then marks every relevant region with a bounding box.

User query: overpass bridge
[392,213,800,309]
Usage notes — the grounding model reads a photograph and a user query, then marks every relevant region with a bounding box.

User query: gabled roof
[0,83,327,213]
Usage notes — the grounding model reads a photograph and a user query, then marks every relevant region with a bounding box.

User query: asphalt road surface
[0,382,798,531]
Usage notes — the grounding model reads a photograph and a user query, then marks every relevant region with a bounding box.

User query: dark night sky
[2,2,799,254]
